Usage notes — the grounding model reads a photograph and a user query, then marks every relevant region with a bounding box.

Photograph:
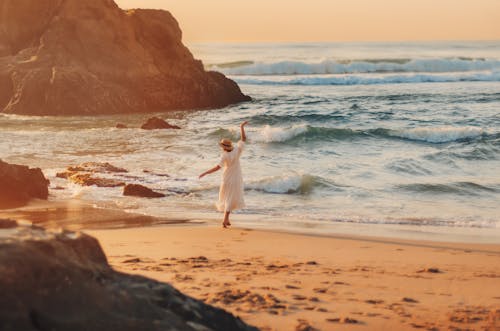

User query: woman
[199,121,248,228]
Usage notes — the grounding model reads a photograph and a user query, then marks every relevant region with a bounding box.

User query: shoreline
[1,198,499,244]
[2,199,499,329]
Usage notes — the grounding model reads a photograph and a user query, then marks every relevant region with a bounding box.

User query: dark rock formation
[123,184,166,198]
[0,160,50,208]
[0,220,259,331]
[141,117,181,130]
[0,0,250,116]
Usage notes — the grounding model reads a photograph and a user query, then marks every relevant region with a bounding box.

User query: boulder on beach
[123,184,166,198]
[0,0,250,115]
[0,159,50,208]
[0,219,258,331]
[141,117,181,130]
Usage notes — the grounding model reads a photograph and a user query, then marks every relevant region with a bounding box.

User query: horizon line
[186,39,500,45]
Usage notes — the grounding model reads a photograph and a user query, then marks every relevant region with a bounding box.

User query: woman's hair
[219,138,233,152]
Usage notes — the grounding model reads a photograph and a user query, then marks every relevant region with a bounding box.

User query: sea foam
[251,124,308,143]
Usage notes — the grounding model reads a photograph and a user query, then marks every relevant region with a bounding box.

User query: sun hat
[219,138,233,151]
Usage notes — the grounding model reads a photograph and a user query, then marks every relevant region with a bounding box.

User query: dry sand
[87,224,500,331]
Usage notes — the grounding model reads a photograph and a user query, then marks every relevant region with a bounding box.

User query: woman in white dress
[199,121,248,228]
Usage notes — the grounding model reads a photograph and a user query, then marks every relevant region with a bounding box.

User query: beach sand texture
[87,224,500,331]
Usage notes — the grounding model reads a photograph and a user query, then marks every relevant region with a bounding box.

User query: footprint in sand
[326,317,362,324]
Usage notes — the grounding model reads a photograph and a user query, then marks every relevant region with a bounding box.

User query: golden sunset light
[115,0,500,42]
[1,1,499,330]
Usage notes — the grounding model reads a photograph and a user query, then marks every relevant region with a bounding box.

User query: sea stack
[0,0,250,115]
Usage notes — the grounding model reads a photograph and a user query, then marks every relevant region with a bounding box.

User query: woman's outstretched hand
[198,173,205,179]
[240,121,249,127]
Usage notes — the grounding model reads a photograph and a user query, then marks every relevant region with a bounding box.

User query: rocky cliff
[0,219,259,331]
[0,0,250,115]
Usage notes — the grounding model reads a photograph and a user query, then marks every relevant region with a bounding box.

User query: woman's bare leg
[223,211,231,227]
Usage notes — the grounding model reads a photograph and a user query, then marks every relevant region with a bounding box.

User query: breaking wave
[245,174,338,194]
[234,71,500,86]
[211,58,500,75]
[239,125,491,144]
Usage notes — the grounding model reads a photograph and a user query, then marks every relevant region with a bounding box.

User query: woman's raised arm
[240,121,248,142]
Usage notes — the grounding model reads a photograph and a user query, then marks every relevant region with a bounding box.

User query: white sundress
[217,140,245,212]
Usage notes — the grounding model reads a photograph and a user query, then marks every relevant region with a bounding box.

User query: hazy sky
[115,0,500,43]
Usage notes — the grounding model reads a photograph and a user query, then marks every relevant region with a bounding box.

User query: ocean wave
[252,124,308,143]
[212,125,492,145]
[245,174,338,194]
[388,126,486,143]
[211,58,500,76]
[234,71,500,86]
[397,181,500,196]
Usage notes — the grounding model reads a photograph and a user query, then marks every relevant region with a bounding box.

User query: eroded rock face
[0,220,259,331]
[0,160,50,208]
[123,184,166,198]
[0,0,250,115]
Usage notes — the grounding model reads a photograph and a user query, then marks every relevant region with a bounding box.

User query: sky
[115,0,500,43]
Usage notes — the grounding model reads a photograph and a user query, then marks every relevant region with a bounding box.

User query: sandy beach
[1,200,499,330]
[87,223,500,330]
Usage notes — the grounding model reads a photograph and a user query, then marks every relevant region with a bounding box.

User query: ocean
[1,41,499,242]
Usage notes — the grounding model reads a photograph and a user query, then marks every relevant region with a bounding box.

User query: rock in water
[0,0,251,115]
[123,184,166,198]
[0,160,50,208]
[56,162,127,188]
[141,117,181,130]
[0,221,258,331]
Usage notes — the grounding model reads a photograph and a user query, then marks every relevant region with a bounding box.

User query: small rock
[123,184,165,198]
[141,117,181,130]
[116,123,127,128]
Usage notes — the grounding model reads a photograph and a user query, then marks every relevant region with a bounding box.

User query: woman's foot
[223,211,231,228]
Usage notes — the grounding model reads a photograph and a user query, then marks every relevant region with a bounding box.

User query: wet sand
[88,225,500,331]
[0,199,189,230]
